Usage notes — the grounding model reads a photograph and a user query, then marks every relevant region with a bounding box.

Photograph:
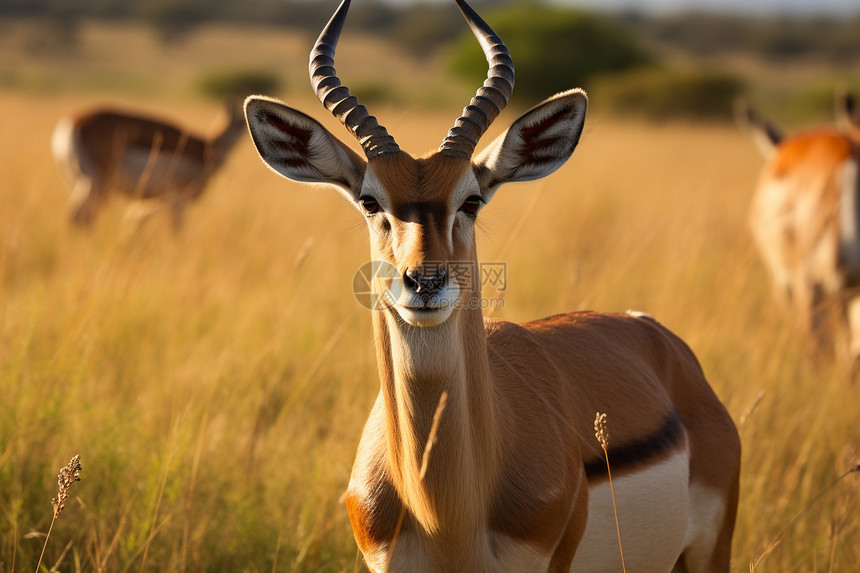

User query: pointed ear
[835,87,859,132]
[244,96,366,198]
[734,99,783,159]
[473,89,587,191]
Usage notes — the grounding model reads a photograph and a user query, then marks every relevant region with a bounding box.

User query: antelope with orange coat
[739,90,860,360]
[245,1,741,570]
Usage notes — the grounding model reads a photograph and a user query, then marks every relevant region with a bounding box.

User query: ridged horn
[310,0,400,158]
[439,0,515,159]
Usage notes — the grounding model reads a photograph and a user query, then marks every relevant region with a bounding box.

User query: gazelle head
[245,0,586,329]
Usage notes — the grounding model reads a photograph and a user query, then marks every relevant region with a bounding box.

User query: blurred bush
[140,0,204,44]
[347,82,406,107]
[592,68,746,121]
[20,16,81,56]
[752,19,860,64]
[744,80,860,128]
[636,12,860,66]
[447,3,651,105]
[387,4,464,59]
[195,69,283,100]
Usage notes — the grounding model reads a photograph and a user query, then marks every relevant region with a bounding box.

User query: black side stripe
[584,411,685,480]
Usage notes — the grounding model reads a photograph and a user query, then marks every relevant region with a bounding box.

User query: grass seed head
[51,454,82,518]
[594,412,609,450]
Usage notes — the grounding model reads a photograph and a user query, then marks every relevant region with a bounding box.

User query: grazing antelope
[738,94,860,359]
[245,0,740,570]
[52,100,245,230]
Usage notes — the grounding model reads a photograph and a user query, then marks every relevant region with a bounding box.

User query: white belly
[571,449,690,573]
[370,450,693,572]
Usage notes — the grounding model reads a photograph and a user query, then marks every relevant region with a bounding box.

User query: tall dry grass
[0,19,858,573]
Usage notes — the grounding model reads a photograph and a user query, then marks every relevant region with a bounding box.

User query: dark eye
[358,196,380,214]
[460,195,482,216]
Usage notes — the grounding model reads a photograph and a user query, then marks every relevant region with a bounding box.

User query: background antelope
[52,100,245,231]
[245,0,740,570]
[738,92,860,359]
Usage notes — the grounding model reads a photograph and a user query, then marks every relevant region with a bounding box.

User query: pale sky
[567,0,858,15]
[377,0,859,16]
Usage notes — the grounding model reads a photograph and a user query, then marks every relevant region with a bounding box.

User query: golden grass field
[1,17,859,573]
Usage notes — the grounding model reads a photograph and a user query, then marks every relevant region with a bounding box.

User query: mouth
[394,304,455,328]
[389,283,460,328]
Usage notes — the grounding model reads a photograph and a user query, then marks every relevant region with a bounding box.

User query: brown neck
[372,286,499,540]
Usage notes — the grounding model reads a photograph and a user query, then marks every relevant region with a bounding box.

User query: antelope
[245,0,741,570]
[51,100,245,230]
[738,93,860,359]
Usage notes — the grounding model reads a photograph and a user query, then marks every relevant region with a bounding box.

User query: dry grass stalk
[48,539,74,572]
[594,412,627,573]
[750,463,860,572]
[293,236,315,270]
[138,428,180,573]
[419,392,449,480]
[738,390,765,427]
[12,520,18,573]
[271,533,282,573]
[36,455,82,573]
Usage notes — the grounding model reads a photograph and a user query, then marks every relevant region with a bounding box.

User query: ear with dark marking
[473,89,587,192]
[835,87,859,132]
[244,96,366,198]
[734,99,783,159]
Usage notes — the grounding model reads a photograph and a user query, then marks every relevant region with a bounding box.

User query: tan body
[245,1,740,570]
[52,104,244,230]
[740,97,860,357]
[348,303,738,571]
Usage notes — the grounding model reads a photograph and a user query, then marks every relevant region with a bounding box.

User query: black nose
[404,267,447,294]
